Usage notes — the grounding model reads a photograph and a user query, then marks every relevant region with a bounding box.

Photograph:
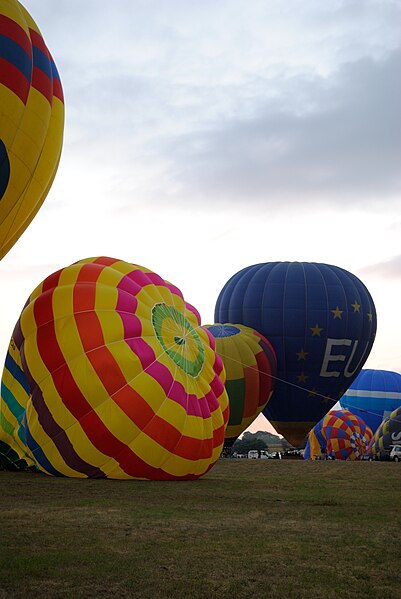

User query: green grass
[0,460,400,598]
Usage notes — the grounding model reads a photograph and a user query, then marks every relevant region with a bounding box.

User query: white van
[390,445,401,462]
[248,450,269,459]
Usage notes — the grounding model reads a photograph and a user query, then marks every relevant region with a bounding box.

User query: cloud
[22,0,401,212]
[358,255,401,279]
[165,49,401,207]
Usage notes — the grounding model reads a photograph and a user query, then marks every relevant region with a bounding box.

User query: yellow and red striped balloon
[0,0,64,259]
[0,257,229,479]
[204,324,277,446]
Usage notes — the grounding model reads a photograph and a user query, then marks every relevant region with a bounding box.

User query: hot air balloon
[304,409,373,460]
[339,369,401,435]
[0,0,64,259]
[0,257,229,479]
[204,323,277,446]
[215,262,377,447]
[369,405,401,460]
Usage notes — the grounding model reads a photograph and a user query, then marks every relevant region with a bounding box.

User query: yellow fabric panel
[0,86,25,146]
[0,0,29,30]
[17,1,40,33]
[308,429,322,459]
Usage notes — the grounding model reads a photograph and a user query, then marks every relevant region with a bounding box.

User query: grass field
[1,459,400,599]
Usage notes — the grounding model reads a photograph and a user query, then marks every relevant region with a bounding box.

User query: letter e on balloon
[320,339,360,378]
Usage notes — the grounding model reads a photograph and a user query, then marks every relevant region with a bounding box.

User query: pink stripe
[185,302,201,325]
[146,362,204,417]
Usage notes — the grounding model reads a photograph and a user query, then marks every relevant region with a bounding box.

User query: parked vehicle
[390,445,401,462]
[248,450,270,459]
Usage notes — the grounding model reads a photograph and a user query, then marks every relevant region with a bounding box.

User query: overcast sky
[1,0,400,434]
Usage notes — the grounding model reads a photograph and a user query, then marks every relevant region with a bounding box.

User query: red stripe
[0,56,29,103]
[0,15,32,58]
[255,350,273,406]
[42,267,62,293]
[94,256,120,267]
[31,65,52,104]
[29,28,47,55]
[243,363,259,418]
[52,76,64,103]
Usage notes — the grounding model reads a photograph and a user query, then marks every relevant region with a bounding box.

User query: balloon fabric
[215,262,377,447]
[370,405,401,458]
[304,409,373,460]
[0,0,64,259]
[0,257,229,479]
[204,323,277,446]
[339,369,401,434]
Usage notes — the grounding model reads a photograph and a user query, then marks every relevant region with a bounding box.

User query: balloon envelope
[215,262,377,447]
[304,409,373,460]
[339,369,401,435]
[204,323,277,446]
[0,0,64,259]
[0,257,229,479]
[370,405,401,458]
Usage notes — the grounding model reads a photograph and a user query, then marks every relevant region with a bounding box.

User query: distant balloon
[0,257,229,479]
[370,405,401,458]
[0,0,64,259]
[215,262,377,447]
[304,409,373,460]
[340,369,401,435]
[204,323,277,446]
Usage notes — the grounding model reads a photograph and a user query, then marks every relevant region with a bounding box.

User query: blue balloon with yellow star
[214,262,377,447]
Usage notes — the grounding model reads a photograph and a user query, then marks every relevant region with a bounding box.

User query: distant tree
[232,429,297,453]
[232,432,268,454]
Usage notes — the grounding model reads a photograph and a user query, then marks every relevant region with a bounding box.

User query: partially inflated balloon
[204,324,277,446]
[215,262,377,447]
[369,406,401,458]
[304,409,373,460]
[0,257,229,479]
[340,369,401,435]
[0,0,64,259]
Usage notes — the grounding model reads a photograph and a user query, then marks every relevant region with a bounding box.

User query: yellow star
[331,306,343,319]
[297,372,308,383]
[351,301,361,313]
[308,388,318,397]
[310,324,323,337]
[296,348,308,360]
[367,312,373,322]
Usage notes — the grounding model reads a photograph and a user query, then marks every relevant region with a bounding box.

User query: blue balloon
[340,369,401,434]
[215,262,377,446]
